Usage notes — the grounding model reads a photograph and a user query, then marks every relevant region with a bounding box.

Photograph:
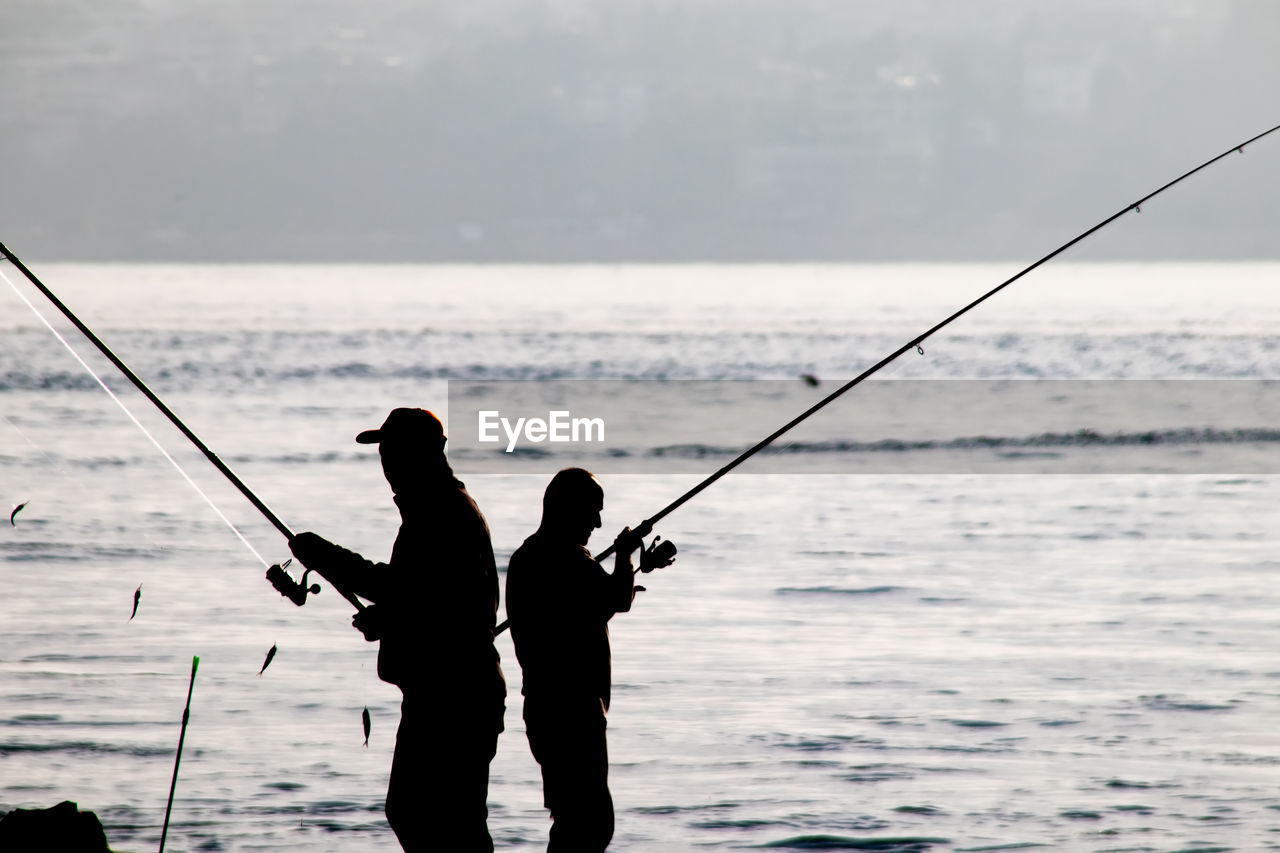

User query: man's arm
[605,528,640,615]
[288,531,395,603]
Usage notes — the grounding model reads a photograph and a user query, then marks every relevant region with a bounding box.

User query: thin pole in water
[159,655,199,853]
[492,121,1280,636]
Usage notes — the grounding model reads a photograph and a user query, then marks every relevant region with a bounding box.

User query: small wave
[631,801,741,816]
[2,542,168,563]
[926,744,1016,754]
[1215,752,1280,766]
[786,759,843,768]
[691,818,789,830]
[305,800,381,815]
[994,451,1061,459]
[755,835,950,850]
[0,361,633,393]
[1141,694,1237,712]
[224,451,366,466]
[304,818,386,834]
[507,446,552,458]
[843,766,915,784]
[21,653,149,664]
[0,740,171,757]
[1102,778,1180,790]
[0,371,101,392]
[1110,804,1155,814]
[651,428,1280,458]
[771,734,883,752]
[2,716,142,728]
[777,586,904,597]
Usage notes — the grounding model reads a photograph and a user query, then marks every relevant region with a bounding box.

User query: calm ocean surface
[2,262,1280,852]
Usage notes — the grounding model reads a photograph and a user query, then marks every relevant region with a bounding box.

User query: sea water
[2,262,1279,852]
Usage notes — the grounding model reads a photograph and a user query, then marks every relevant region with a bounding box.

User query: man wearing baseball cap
[288,407,506,852]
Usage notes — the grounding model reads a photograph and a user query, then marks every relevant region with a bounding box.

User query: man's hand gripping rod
[494,519,676,637]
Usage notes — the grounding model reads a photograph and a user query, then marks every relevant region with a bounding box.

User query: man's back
[380,479,504,700]
[506,530,621,711]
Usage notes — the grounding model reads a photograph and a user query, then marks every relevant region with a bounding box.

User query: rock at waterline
[0,800,112,852]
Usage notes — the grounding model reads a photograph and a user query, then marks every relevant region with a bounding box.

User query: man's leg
[385,710,429,851]
[526,701,614,853]
[386,701,499,852]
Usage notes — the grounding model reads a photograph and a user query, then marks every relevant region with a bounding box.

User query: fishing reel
[639,536,677,573]
[266,559,321,606]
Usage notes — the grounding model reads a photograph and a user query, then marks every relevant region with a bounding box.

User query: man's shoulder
[417,482,489,529]
[445,480,483,512]
[509,533,548,566]
[510,532,591,567]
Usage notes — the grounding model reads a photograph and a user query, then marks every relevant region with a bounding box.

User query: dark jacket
[505,530,632,712]
[318,477,505,705]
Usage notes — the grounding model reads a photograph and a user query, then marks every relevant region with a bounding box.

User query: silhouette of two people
[286,408,505,852]
[283,409,673,853]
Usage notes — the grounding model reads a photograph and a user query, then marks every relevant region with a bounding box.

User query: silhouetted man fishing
[286,408,506,852]
[506,468,674,852]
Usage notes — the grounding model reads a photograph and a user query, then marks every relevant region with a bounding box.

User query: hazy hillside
[2,0,1277,261]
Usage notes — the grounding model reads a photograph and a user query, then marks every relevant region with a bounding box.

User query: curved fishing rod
[494,120,1280,638]
[0,244,364,612]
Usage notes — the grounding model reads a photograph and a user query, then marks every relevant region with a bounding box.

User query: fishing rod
[494,120,1280,637]
[0,244,363,612]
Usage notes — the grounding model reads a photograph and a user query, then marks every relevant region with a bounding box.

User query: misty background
[1,0,1277,262]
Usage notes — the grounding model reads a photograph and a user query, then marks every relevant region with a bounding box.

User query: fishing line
[0,265,269,566]
[2,411,54,459]
[604,122,1280,554]
[1,410,55,491]
[0,247,369,613]
[6,257,375,741]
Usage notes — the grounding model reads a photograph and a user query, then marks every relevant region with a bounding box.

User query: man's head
[356,408,448,494]
[540,467,603,546]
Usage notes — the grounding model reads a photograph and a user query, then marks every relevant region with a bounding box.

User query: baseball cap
[356,408,445,444]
